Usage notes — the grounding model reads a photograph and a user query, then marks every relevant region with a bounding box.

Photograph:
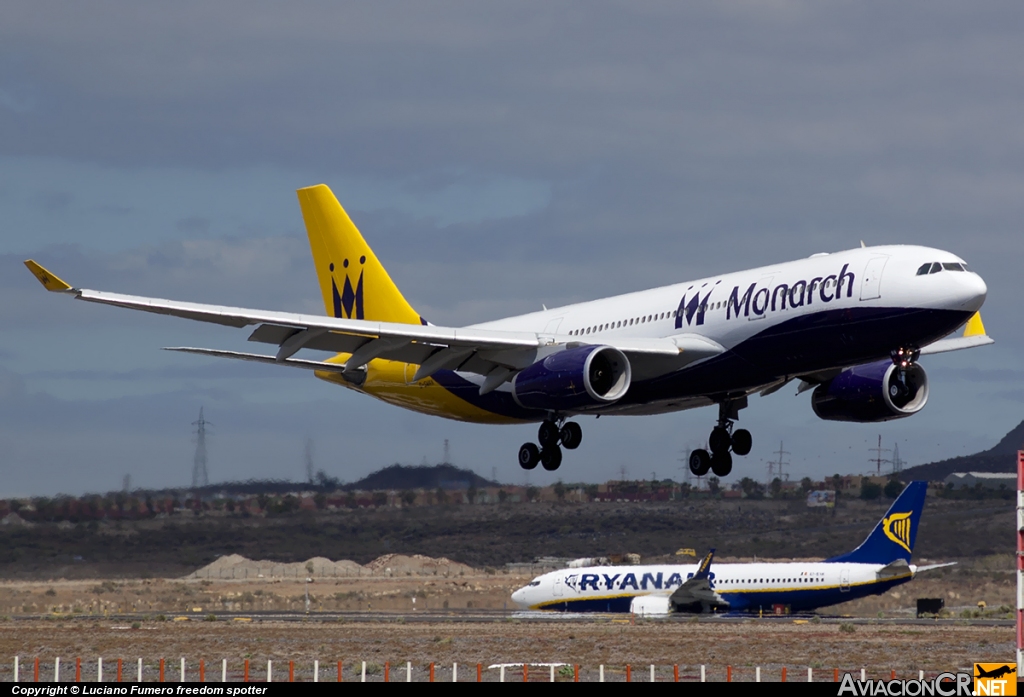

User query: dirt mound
[365,553,474,577]
[188,554,474,579]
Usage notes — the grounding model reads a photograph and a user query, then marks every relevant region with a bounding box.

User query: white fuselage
[450,245,986,417]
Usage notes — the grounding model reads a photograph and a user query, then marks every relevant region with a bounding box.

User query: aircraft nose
[958,270,988,313]
[511,586,528,607]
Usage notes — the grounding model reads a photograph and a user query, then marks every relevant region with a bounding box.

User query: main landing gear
[689,398,752,479]
[519,419,582,472]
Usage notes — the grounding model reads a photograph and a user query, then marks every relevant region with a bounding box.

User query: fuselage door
[552,575,564,597]
[859,256,889,301]
[840,567,850,592]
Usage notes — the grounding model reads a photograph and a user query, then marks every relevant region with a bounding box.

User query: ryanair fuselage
[512,482,935,615]
[511,560,912,614]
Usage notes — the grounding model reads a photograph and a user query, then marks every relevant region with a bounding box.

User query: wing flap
[164,347,351,375]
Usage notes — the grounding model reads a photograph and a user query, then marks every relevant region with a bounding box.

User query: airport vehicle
[24,185,991,475]
[510,481,949,614]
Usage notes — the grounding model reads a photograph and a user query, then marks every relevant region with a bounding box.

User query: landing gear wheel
[518,442,540,470]
[689,449,711,477]
[559,422,583,450]
[709,426,732,454]
[540,446,563,471]
[731,429,752,456]
[538,421,560,448]
[711,450,733,477]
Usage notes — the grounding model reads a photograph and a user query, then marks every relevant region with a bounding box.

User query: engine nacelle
[511,345,631,411]
[630,594,672,617]
[811,360,929,423]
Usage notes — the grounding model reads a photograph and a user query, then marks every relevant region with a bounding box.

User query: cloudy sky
[2,1,1022,496]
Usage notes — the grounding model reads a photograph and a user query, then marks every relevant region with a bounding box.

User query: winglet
[692,549,715,580]
[24,260,74,292]
[963,312,986,337]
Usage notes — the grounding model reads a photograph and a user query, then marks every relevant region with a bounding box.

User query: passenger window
[916,263,930,276]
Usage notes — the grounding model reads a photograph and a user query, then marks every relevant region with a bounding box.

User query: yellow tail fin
[297,184,424,325]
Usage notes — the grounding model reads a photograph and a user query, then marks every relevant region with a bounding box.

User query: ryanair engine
[511,345,631,411]
[811,360,929,423]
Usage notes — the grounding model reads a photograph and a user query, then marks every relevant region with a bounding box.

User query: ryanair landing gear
[519,419,581,471]
[689,398,751,478]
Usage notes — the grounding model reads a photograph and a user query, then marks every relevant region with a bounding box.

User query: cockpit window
[916,263,931,276]
[942,262,965,271]
[929,262,943,274]
[528,581,540,587]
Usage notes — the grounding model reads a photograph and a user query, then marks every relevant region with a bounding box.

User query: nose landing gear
[688,398,752,478]
[518,419,582,471]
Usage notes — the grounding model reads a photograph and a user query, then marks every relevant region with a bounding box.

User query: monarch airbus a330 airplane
[511,482,950,615]
[25,185,991,475]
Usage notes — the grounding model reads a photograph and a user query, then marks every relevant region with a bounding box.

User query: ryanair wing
[23,261,724,393]
[667,549,725,611]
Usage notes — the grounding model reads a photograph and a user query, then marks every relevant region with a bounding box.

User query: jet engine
[811,360,929,423]
[511,345,631,411]
[629,595,672,617]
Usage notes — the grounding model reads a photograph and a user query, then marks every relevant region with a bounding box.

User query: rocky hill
[900,419,1024,481]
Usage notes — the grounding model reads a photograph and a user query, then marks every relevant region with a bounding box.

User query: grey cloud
[0,1,1022,495]
[95,203,134,216]
[34,190,72,213]
[175,216,211,235]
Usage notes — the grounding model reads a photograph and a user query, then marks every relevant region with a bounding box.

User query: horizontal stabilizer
[876,558,911,580]
[914,562,957,574]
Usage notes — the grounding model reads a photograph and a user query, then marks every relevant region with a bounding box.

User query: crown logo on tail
[330,256,365,320]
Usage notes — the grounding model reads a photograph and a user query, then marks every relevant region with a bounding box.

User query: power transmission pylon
[767,441,790,483]
[891,443,904,475]
[305,437,315,484]
[192,407,209,489]
[868,435,892,475]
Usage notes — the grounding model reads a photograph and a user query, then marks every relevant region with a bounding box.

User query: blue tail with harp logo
[824,481,927,565]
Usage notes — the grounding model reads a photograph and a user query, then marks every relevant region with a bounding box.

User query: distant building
[807,490,836,508]
[943,472,1016,490]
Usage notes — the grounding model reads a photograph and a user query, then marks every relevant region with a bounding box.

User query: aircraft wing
[668,549,725,609]
[919,312,993,355]
[24,261,724,391]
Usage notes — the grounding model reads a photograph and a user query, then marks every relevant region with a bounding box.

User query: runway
[5,609,1012,627]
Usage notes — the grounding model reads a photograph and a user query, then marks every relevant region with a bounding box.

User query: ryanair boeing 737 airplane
[24,185,991,475]
[511,482,949,615]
